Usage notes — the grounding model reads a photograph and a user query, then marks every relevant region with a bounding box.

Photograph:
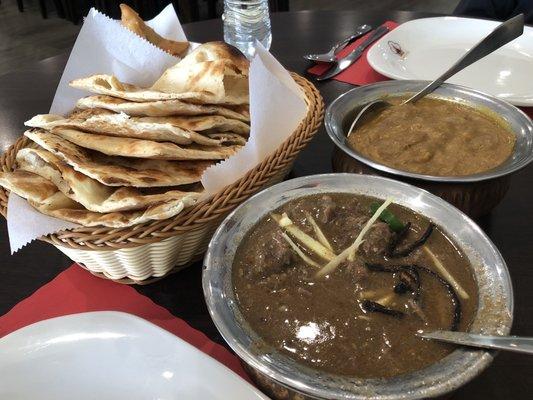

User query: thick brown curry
[347,96,515,176]
[233,194,478,378]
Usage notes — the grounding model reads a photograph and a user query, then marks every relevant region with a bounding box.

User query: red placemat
[0,264,249,382]
[307,21,533,118]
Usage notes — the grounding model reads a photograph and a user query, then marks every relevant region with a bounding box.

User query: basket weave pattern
[0,74,323,282]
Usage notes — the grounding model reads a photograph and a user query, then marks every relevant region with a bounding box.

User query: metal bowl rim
[325,80,533,183]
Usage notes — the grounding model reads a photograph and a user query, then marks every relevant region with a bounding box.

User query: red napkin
[0,264,249,381]
[307,21,398,85]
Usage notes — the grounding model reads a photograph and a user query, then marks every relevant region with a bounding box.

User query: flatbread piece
[0,170,198,228]
[26,110,248,146]
[76,95,250,121]
[70,42,249,105]
[24,129,211,187]
[16,148,202,213]
[48,127,241,160]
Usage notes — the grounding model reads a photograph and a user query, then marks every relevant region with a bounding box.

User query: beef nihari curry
[233,194,478,378]
[347,96,515,176]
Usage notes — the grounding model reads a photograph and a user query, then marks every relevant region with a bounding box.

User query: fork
[303,25,372,63]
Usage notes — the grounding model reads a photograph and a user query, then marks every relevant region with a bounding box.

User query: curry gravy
[347,96,515,176]
[233,194,478,378]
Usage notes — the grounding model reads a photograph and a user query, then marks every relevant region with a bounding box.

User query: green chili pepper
[370,202,405,232]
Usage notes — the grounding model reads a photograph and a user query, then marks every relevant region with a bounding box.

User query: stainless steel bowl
[325,81,533,217]
[203,174,513,400]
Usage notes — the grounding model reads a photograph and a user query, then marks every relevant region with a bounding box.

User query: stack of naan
[0,42,250,228]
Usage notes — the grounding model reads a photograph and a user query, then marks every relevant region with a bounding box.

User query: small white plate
[0,312,269,400]
[367,17,533,106]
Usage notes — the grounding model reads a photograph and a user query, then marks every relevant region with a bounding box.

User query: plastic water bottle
[223,0,272,58]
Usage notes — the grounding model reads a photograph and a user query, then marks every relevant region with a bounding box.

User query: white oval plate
[0,312,269,400]
[367,17,533,106]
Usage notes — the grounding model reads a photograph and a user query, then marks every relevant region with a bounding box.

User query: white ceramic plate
[0,312,269,400]
[367,17,533,106]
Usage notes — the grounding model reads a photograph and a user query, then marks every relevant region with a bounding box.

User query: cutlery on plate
[303,24,373,63]
[419,330,533,355]
[347,13,524,136]
[315,25,390,81]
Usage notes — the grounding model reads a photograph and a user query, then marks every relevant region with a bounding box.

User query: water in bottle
[223,0,272,58]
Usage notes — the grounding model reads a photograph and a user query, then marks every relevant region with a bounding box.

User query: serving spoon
[347,13,525,137]
[419,331,533,355]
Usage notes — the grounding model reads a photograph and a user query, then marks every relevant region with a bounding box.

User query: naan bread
[173,41,249,74]
[70,68,247,105]
[70,74,190,102]
[137,115,250,135]
[24,129,211,187]
[0,169,60,204]
[26,109,249,146]
[207,133,246,146]
[47,127,240,160]
[76,96,250,121]
[0,170,199,228]
[16,148,202,213]
[152,42,248,104]
[70,42,249,105]
[120,4,189,57]
[44,196,196,227]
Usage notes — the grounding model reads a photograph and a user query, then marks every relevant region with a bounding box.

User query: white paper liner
[7,194,79,252]
[50,5,184,116]
[200,43,307,195]
[6,6,307,253]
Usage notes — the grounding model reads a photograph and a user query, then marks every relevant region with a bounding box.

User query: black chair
[202,0,289,18]
[94,0,169,19]
[91,0,205,24]
[269,0,289,12]
[15,0,287,25]
[16,0,49,18]
[206,0,217,18]
[172,0,200,23]
[55,0,93,23]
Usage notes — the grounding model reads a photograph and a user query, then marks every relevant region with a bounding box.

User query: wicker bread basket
[0,73,324,284]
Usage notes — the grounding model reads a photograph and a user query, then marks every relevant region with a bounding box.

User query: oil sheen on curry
[347,96,515,176]
[233,194,478,378]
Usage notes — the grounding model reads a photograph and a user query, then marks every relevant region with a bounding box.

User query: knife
[316,25,390,81]
[303,24,373,62]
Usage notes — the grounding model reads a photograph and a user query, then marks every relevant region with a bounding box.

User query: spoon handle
[420,331,533,355]
[332,26,373,54]
[405,13,524,104]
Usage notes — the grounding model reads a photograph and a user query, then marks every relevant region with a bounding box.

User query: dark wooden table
[0,10,531,398]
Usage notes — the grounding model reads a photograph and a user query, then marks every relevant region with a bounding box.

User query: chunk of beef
[342,259,368,281]
[334,215,367,249]
[248,230,293,277]
[360,221,392,257]
[332,216,392,258]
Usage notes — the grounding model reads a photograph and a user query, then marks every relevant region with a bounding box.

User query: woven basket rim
[0,73,324,250]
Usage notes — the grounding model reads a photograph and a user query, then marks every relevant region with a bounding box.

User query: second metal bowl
[325,81,533,217]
